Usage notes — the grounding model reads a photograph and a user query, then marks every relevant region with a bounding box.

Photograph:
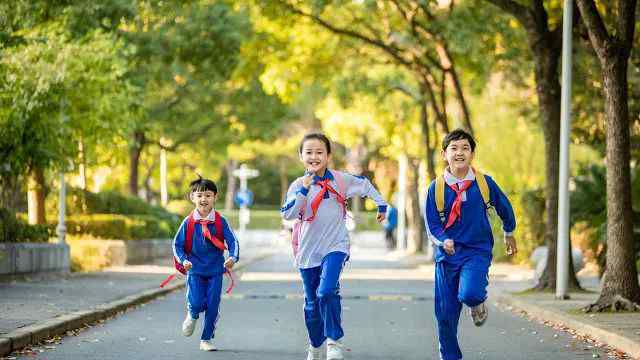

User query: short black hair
[299,132,332,154]
[189,175,217,194]
[442,128,476,152]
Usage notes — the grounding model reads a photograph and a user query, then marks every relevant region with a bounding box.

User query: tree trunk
[531,43,562,290]
[27,166,46,225]
[78,139,88,213]
[575,0,639,310]
[406,157,425,254]
[485,0,582,292]
[419,88,437,181]
[528,33,582,291]
[1,176,22,211]
[129,130,146,197]
[78,139,87,191]
[447,68,473,135]
[279,160,289,205]
[225,159,238,211]
[142,158,157,203]
[588,55,640,310]
[436,42,473,135]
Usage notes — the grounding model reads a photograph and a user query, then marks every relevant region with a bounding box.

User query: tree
[485,0,584,291]
[1,28,131,222]
[260,0,476,136]
[121,1,250,196]
[576,0,640,311]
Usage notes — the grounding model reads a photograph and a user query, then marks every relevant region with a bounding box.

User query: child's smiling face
[190,190,217,216]
[300,138,331,175]
[442,138,474,174]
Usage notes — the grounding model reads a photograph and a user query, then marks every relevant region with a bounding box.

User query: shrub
[571,164,640,276]
[46,187,180,224]
[50,213,179,240]
[0,208,50,243]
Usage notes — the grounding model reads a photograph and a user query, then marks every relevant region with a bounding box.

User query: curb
[497,294,640,359]
[0,251,274,357]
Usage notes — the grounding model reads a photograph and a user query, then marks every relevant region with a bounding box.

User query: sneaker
[470,302,488,326]
[182,313,197,337]
[326,339,344,360]
[306,344,322,360]
[199,340,217,351]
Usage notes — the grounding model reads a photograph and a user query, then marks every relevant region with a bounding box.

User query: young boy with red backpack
[172,176,239,351]
[425,129,517,360]
[281,133,387,360]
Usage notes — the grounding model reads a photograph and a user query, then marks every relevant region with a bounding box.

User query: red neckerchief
[304,178,346,221]
[444,180,473,229]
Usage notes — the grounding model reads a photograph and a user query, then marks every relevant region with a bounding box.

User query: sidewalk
[496,290,640,360]
[0,245,277,357]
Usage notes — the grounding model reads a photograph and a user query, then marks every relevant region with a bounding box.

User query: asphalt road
[11,247,617,360]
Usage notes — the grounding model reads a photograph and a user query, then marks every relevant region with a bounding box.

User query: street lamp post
[56,172,66,245]
[397,154,407,251]
[556,0,574,300]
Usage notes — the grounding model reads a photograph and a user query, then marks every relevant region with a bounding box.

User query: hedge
[0,208,50,243]
[46,187,181,224]
[49,213,179,240]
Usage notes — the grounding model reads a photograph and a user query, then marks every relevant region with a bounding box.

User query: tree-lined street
[2,0,639,358]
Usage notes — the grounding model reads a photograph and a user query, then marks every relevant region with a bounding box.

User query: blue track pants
[300,251,348,348]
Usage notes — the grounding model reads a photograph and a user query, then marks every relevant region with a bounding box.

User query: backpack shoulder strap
[473,168,492,209]
[185,212,195,254]
[213,211,225,242]
[333,170,347,199]
[295,177,308,219]
[435,175,446,223]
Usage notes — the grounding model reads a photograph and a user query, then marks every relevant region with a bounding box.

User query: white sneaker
[200,340,217,351]
[326,339,344,360]
[470,302,488,326]
[306,344,322,360]
[182,313,197,337]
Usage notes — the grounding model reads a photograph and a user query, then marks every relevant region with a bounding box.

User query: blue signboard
[234,190,254,207]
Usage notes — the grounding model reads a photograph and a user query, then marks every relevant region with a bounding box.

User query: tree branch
[276,0,413,68]
[617,0,638,49]
[575,0,611,59]
[485,0,534,28]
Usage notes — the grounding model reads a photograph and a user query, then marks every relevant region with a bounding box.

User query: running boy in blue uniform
[173,177,239,351]
[424,129,517,360]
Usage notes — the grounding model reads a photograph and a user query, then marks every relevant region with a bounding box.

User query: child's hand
[443,239,455,255]
[182,260,192,271]
[301,171,313,189]
[376,212,386,223]
[504,235,517,256]
[224,257,236,270]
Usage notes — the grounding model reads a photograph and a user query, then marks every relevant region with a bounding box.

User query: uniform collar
[313,169,334,182]
[193,209,215,221]
[444,167,475,186]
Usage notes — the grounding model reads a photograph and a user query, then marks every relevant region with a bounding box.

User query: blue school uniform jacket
[172,210,240,277]
[425,169,516,262]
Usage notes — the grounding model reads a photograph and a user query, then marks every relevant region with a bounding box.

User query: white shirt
[281,170,387,269]
[443,167,476,202]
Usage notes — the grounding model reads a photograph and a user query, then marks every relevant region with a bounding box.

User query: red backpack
[173,210,225,275]
[161,211,235,293]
